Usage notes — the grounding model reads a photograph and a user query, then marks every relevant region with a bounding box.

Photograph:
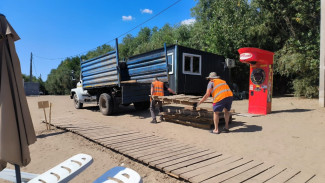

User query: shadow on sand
[228,121,263,133]
[82,106,100,112]
[37,131,67,139]
[81,104,152,119]
[270,108,313,114]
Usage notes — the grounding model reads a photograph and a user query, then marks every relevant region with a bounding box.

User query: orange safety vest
[152,81,164,96]
[211,79,233,103]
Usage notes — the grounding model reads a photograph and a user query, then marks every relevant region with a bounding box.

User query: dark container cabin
[125,44,229,95]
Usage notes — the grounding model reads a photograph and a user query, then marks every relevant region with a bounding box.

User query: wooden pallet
[152,94,213,106]
[152,94,235,129]
[49,118,317,183]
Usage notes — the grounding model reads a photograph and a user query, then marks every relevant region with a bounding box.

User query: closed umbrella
[0,14,36,182]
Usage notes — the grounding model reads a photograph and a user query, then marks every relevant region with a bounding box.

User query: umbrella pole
[14,164,21,183]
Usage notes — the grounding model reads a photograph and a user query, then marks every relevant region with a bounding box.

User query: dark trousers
[150,100,163,120]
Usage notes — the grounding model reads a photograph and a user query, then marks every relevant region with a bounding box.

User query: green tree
[253,0,320,97]
[191,0,320,97]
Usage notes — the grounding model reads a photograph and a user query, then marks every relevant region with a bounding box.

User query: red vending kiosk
[238,48,275,115]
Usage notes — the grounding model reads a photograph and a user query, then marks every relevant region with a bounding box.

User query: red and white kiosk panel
[238,47,274,115]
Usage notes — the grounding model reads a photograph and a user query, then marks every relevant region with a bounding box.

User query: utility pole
[30,52,33,82]
[320,0,325,107]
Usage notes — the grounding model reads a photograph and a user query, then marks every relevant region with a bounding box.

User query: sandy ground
[5,95,325,182]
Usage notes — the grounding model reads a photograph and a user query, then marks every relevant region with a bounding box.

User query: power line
[33,0,183,61]
[115,0,182,40]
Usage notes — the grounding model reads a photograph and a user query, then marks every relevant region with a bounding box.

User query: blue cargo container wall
[81,50,119,89]
[126,47,175,84]
[80,43,227,96]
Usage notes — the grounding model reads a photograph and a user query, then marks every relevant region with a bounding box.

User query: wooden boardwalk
[50,118,316,183]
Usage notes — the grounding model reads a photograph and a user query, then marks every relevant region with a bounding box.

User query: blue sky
[1,0,197,81]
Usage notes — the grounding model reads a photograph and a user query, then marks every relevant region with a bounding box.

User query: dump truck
[71,39,232,115]
[70,39,168,115]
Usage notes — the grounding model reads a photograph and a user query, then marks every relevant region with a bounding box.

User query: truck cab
[70,80,96,109]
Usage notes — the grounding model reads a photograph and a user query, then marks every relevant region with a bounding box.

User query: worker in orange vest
[150,77,176,124]
[195,72,233,134]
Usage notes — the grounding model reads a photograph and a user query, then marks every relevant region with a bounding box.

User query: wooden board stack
[152,95,234,129]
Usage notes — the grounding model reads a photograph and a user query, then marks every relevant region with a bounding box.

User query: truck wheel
[74,94,83,109]
[134,101,150,111]
[99,93,113,115]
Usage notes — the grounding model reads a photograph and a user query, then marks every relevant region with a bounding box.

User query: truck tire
[133,101,150,111]
[99,93,113,115]
[73,94,83,109]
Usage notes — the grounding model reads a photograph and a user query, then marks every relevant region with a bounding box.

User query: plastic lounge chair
[0,153,93,183]
[93,166,143,183]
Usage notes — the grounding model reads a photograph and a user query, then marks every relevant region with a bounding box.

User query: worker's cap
[206,72,220,79]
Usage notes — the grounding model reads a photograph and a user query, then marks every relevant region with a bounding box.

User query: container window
[184,56,191,72]
[193,56,200,73]
[182,53,202,75]
[167,53,174,74]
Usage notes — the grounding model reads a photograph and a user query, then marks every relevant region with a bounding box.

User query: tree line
[37,0,319,97]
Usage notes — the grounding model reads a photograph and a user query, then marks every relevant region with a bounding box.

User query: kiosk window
[183,53,202,75]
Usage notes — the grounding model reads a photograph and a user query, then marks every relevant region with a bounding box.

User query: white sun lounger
[93,166,143,183]
[0,153,93,183]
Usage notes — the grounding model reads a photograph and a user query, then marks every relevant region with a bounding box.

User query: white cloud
[181,18,196,25]
[141,9,153,14]
[122,15,133,21]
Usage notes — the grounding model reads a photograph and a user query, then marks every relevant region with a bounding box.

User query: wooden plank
[179,156,243,181]
[163,114,212,123]
[163,152,222,174]
[129,143,190,159]
[108,135,160,146]
[156,150,214,170]
[76,130,125,138]
[123,139,180,153]
[285,172,316,183]
[163,118,211,129]
[114,136,166,149]
[114,139,168,154]
[118,140,174,156]
[134,143,191,157]
[75,127,118,135]
[172,155,232,176]
[114,137,164,150]
[244,166,286,183]
[189,158,253,183]
[96,133,146,142]
[150,149,210,167]
[101,135,154,147]
[142,147,199,164]
[72,126,111,132]
[266,168,301,183]
[92,131,140,140]
[98,135,151,147]
[114,137,168,151]
[215,163,273,183]
[96,135,146,146]
[124,140,181,155]
[137,146,195,166]
[81,130,130,139]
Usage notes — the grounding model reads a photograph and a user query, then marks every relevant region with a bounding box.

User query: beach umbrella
[0,14,36,182]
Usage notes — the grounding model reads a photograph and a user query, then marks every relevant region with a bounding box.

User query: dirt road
[6,95,325,182]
